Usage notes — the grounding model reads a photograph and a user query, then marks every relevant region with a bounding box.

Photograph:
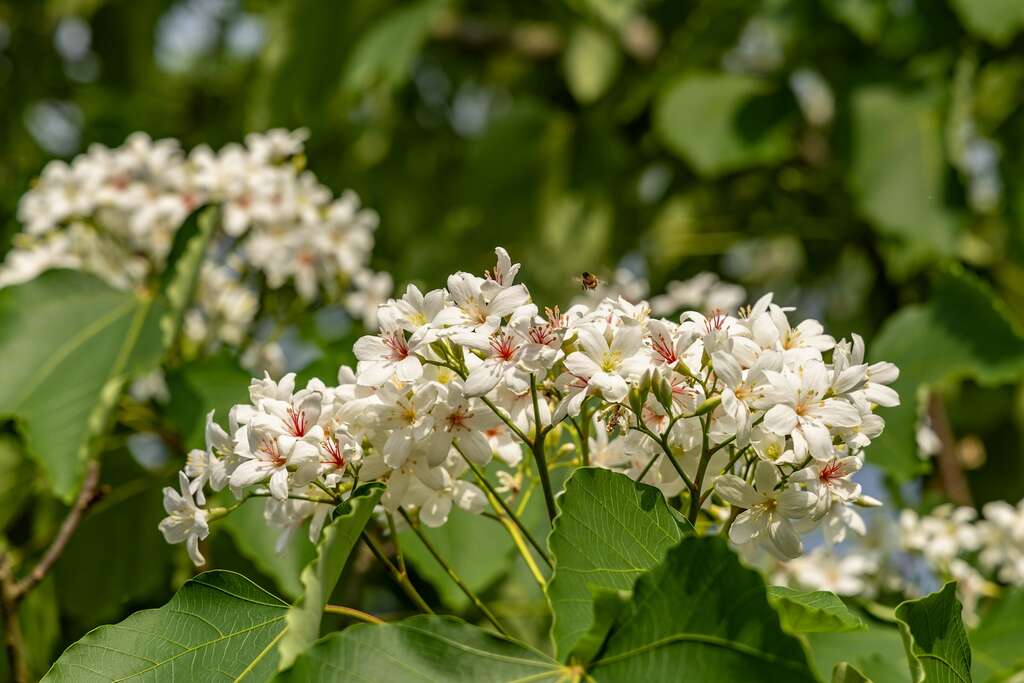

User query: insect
[577,271,600,291]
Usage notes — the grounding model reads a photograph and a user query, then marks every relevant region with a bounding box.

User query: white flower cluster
[2,129,388,356]
[159,246,899,566]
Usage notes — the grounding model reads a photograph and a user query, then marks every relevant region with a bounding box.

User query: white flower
[231,429,320,500]
[427,385,498,466]
[354,321,426,387]
[716,462,816,559]
[761,361,861,461]
[159,472,210,566]
[563,323,647,405]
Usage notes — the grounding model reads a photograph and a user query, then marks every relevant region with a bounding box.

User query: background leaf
[0,271,165,499]
[970,588,1024,682]
[655,71,795,178]
[870,265,1024,480]
[848,86,963,257]
[546,467,684,660]
[895,582,972,683]
[44,571,288,681]
[278,615,562,682]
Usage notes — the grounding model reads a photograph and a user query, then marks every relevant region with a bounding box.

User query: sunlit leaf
[584,537,819,682]
[44,571,288,681]
[767,586,866,634]
[895,582,971,683]
[278,615,564,682]
[948,0,1024,46]
[546,467,685,660]
[563,25,620,104]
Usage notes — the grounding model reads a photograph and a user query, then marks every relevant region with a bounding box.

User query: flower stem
[687,415,712,524]
[529,375,557,522]
[360,531,434,615]
[399,509,510,637]
[456,447,551,567]
[324,604,384,624]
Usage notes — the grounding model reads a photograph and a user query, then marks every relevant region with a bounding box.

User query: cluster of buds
[160,246,899,566]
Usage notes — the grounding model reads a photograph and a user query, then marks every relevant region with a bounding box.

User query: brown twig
[0,556,29,683]
[12,461,103,598]
[928,394,973,507]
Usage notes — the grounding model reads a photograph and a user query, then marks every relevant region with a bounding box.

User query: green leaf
[53,452,174,629]
[0,270,165,500]
[44,570,288,681]
[566,0,640,28]
[768,586,866,634]
[563,25,620,104]
[895,582,972,683]
[546,467,684,660]
[568,587,631,665]
[808,623,911,683]
[948,0,1024,47]
[655,71,795,178]
[278,483,384,670]
[824,0,887,42]
[832,661,872,683]
[585,537,819,682]
[970,588,1024,682]
[165,352,252,450]
[870,265,1024,480]
[0,433,33,531]
[277,615,564,682]
[219,496,315,600]
[848,86,963,256]
[400,505,514,611]
[342,0,447,96]
[159,206,217,352]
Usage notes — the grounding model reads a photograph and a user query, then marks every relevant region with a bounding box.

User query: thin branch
[399,509,510,636]
[360,531,434,615]
[324,604,384,624]
[928,394,973,506]
[0,556,29,683]
[13,461,102,598]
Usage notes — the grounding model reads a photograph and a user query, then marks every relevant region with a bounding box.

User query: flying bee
[577,271,600,291]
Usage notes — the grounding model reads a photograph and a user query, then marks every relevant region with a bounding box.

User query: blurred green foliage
[4,0,1024,675]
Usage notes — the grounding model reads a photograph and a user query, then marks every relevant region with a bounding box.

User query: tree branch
[12,460,102,598]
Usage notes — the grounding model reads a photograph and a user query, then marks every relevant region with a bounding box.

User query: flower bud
[674,360,695,378]
[652,375,674,414]
[853,494,883,508]
[693,394,722,416]
[628,385,645,417]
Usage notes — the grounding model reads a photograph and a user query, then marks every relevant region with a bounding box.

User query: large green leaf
[948,0,1024,46]
[832,661,872,682]
[655,71,795,178]
[277,615,564,682]
[44,571,288,681]
[767,586,866,634]
[870,265,1024,480]
[400,505,514,611]
[546,467,685,660]
[808,623,911,683]
[278,483,384,670]
[584,537,819,682]
[0,270,165,500]
[971,588,1024,682]
[848,85,963,256]
[895,583,971,683]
